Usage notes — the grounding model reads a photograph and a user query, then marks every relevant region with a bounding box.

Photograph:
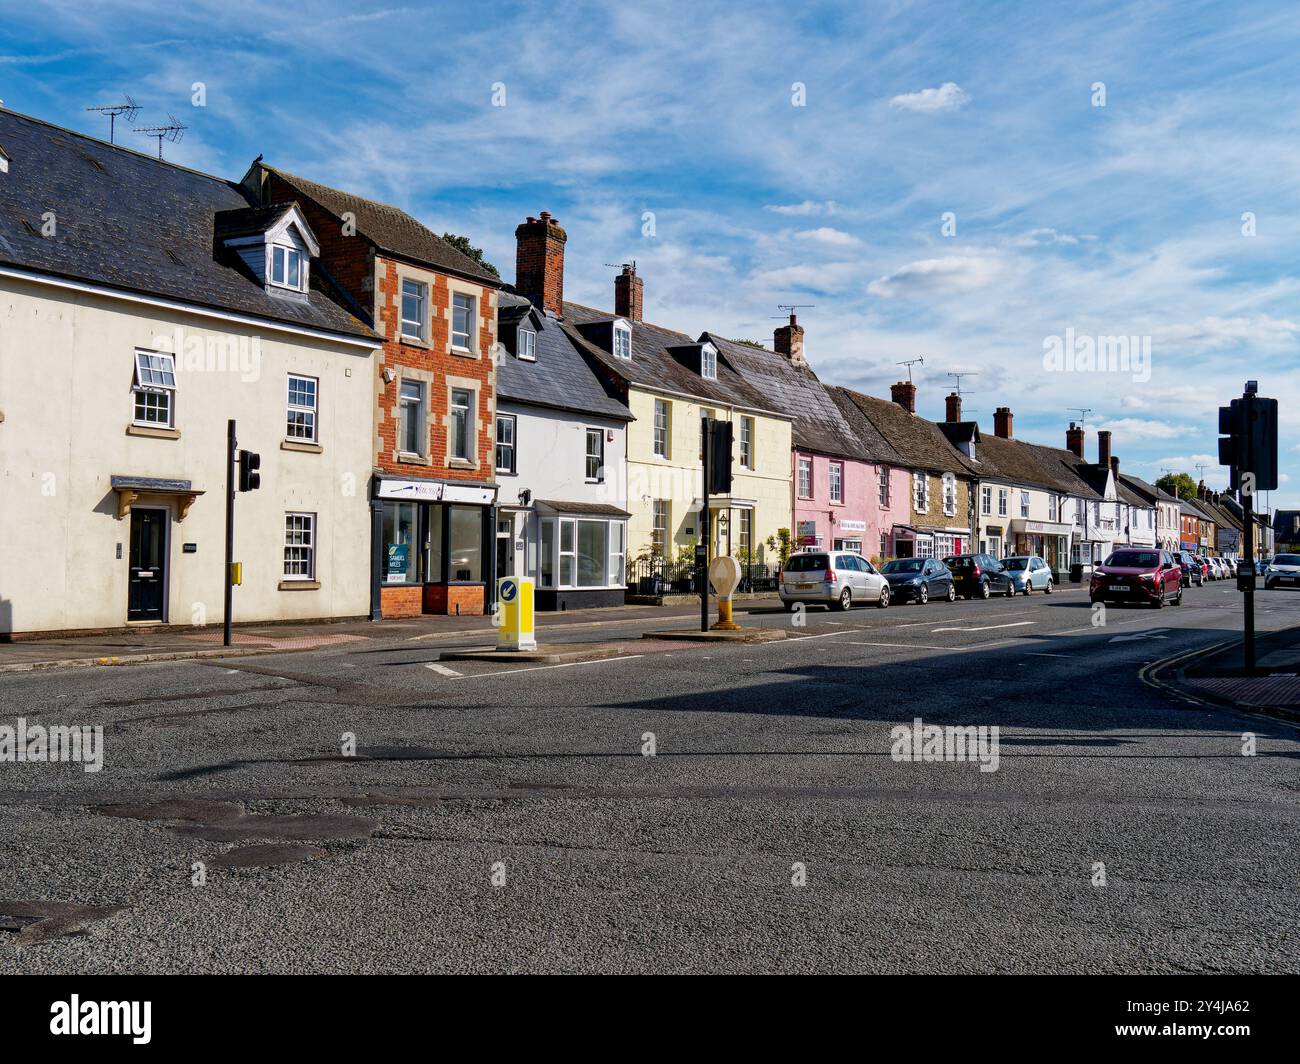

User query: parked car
[1002,555,1054,594]
[1090,549,1184,607]
[779,550,891,611]
[1220,557,1237,578]
[1176,551,1203,587]
[881,557,957,604]
[1264,553,1300,590]
[1209,557,1227,580]
[942,553,1015,599]
[1192,555,1211,581]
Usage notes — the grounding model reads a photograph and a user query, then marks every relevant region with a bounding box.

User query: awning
[110,475,204,520]
[1009,519,1073,536]
[535,500,631,518]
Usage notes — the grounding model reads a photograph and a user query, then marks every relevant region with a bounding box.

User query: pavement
[1,578,1297,973]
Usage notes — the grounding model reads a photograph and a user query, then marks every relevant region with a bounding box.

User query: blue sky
[4,0,1298,508]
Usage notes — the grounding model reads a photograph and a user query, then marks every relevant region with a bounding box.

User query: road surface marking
[931,621,1036,633]
[425,662,462,677]
[1026,652,1073,658]
[453,654,644,679]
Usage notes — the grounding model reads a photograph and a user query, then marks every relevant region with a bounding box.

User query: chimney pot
[890,380,916,414]
[774,312,807,367]
[1066,422,1085,458]
[944,392,962,423]
[993,406,1013,439]
[515,211,568,316]
[614,262,643,322]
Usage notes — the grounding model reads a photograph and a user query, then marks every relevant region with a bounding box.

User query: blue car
[1001,555,1054,594]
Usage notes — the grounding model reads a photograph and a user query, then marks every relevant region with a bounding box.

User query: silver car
[1001,555,1054,594]
[1264,553,1300,590]
[780,550,891,611]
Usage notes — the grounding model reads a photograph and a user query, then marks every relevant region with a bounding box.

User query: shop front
[372,475,496,618]
[531,500,629,611]
[1009,519,1072,576]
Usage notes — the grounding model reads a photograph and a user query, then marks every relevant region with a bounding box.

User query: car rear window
[785,554,830,572]
[944,556,974,569]
[1107,550,1160,567]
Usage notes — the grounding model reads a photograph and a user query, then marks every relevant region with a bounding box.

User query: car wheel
[1005,582,1015,598]
[979,581,991,600]
[1022,583,1031,595]
[918,585,929,605]
[1044,579,1053,595]
[877,585,890,609]
[1173,585,1183,605]
[946,583,956,602]
[1155,588,1166,608]
[837,587,852,611]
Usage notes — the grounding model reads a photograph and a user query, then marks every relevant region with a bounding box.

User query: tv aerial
[896,356,924,382]
[136,114,187,160]
[85,96,139,143]
[946,371,977,396]
[1067,407,1093,429]
[771,303,815,319]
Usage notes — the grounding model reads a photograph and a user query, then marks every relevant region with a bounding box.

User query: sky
[2,0,1298,509]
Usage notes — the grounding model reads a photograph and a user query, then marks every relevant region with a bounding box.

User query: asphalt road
[1,581,1297,973]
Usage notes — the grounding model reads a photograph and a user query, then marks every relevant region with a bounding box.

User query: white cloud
[794,226,860,247]
[1011,227,1081,247]
[1097,417,1182,441]
[867,255,1003,298]
[1153,315,1300,349]
[765,200,837,216]
[889,82,971,113]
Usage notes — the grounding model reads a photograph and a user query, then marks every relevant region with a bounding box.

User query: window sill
[449,345,479,358]
[127,424,181,440]
[279,580,320,591]
[397,452,431,466]
[399,333,430,349]
[282,440,323,454]
[496,469,517,477]
[448,458,475,470]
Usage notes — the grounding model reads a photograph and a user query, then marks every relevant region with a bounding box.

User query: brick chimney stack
[773,312,807,367]
[515,211,567,316]
[890,380,916,414]
[1066,422,1085,458]
[1110,455,1120,480]
[614,262,643,322]
[1097,429,1112,470]
[1197,480,1207,499]
[993,406,1013,439]
[944,392,962,423]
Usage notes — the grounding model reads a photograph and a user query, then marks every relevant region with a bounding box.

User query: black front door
[128,508,167,621]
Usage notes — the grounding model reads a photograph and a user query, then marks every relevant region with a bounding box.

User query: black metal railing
[626,557,779,596]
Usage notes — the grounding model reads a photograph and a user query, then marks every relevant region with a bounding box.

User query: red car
[1090,549,1184,607]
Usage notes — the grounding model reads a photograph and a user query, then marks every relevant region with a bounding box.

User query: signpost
[699,418,735,632]
[223,419,261,647]
[496,575,536,652]
[1219,381,1278,674]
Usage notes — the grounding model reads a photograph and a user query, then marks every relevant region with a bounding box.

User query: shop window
[448,505,481,582]
[382,501,420,584]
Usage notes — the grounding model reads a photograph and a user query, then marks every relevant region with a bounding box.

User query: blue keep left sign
[500,579,517,602]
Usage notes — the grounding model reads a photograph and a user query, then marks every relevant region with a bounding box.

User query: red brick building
[242,163,501,617]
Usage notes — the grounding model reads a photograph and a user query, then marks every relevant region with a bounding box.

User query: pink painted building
[712,316,909,564]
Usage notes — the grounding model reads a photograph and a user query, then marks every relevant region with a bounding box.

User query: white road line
[424,662,462,677]
[452,654,644,679]
[931,621,1036,633]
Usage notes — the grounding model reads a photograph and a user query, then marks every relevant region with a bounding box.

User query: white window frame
[879,466,890,507]
[740,416,754,469]
[981,485,992,516]
[613,322,632,360]
[283,512,316,580]
[450,387,474,461]
[495,413,516,475]
[798,457,813,499]
[998,488,1009,517]
[1020,491,1031,518]
[132,349,177,428]
[286,374,318,443]
[401,279,428,341]
[651,500,670,556]
[399,379,427,457]
[451,291,476,351]
[518,328,536,361]
[585,427,604,483]
[914,473,929,514]
[1048,495,1058,522]
[653,399,670,458]
[701,343,717,379]
[829,462,844,504]
[943,474,957,516]
[270,244,305,292]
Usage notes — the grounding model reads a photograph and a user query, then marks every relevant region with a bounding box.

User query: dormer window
[613,322,632,360]
[701,343,717,380]
[518,328,537,361]
[270,245,304,291]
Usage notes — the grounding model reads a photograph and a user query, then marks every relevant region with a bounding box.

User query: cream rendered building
[0,108,378,635]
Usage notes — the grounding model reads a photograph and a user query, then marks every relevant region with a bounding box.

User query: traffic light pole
[223,418,236,648]
[1241,393,1256,676]
[700,419,710,633]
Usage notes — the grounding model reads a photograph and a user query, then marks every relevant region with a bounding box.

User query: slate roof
[561,302,786,418]
[495,291,631,422]
[834,388,978,477]
[702,335,888,461]
[0,108,375,341]
[260,166,499,285]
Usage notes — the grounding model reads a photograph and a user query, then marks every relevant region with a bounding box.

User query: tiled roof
[495,291,631,422]
[0,109,375,340]
[262,166,500,285]
[703,334,883,461]
[835,388,978,477]
[561,302,786,417]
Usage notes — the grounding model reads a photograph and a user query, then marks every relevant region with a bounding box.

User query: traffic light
[707,420,733,495]
[238,449,261,492]
[1218,387,1278,494]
